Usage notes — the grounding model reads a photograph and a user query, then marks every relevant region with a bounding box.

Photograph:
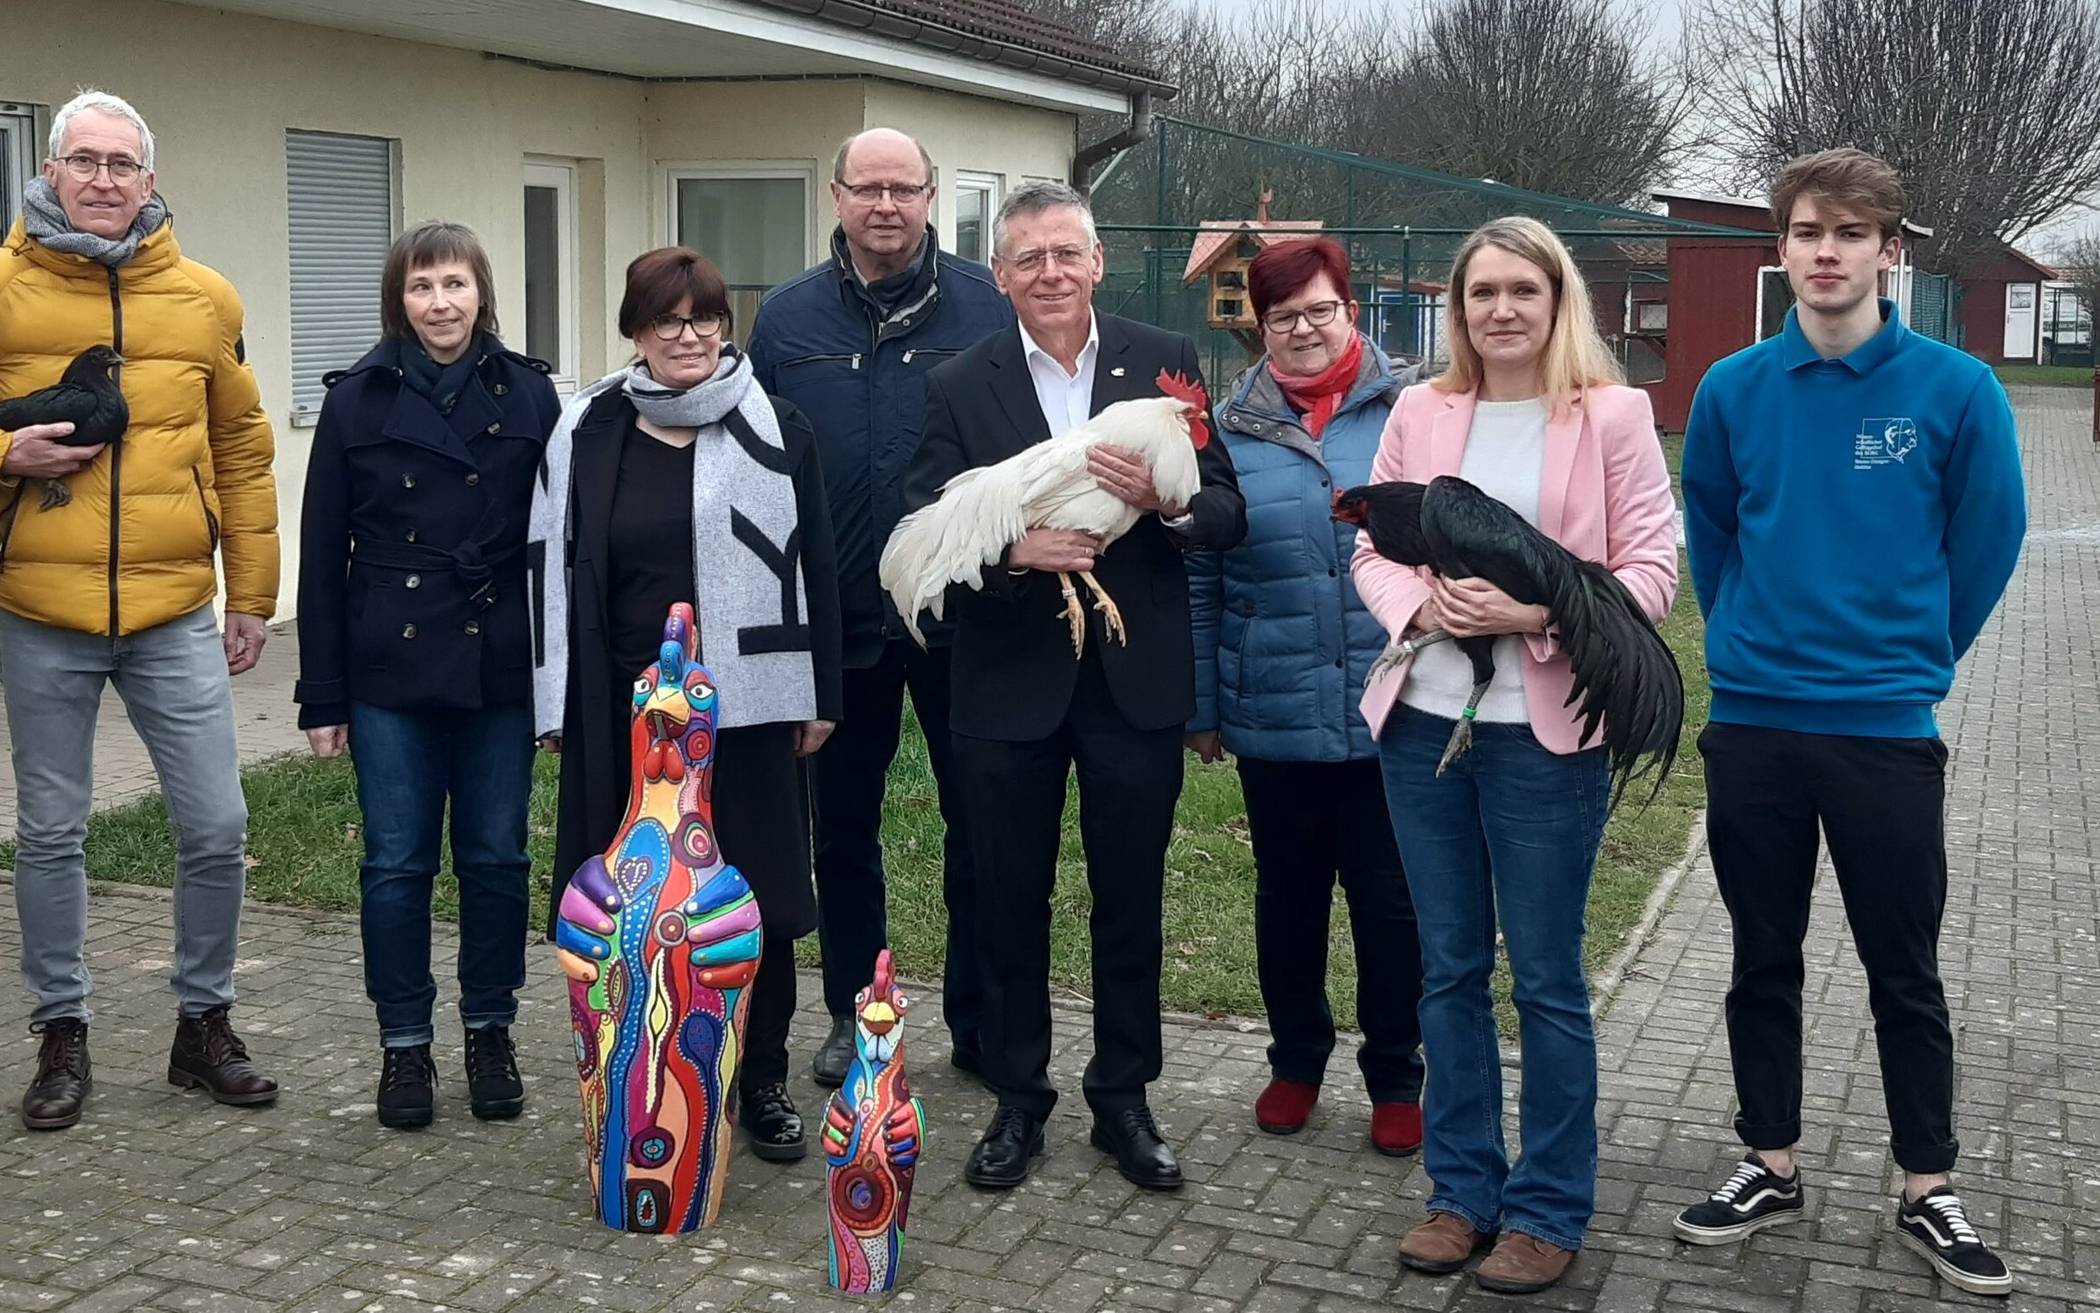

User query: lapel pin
[1110,366,1126,377]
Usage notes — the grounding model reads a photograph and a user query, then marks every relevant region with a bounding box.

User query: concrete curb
[1589,805,1709,1020]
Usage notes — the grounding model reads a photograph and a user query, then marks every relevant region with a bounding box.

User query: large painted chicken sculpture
[878,371,1210,656]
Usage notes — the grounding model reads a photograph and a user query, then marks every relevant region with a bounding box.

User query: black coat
[901,315,1247,742]
[545,390,843,941]
[294,337,559,728]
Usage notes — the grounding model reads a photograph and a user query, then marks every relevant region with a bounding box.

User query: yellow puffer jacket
[0,216,277,635]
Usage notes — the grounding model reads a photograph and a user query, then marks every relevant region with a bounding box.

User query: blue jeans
[0,606,248,1024]
[349,701,535,1047]
[1377,707,1609,1251]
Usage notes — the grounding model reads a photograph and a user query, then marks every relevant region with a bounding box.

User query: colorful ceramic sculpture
[821,949,925,1292]
[554,602,762,1233]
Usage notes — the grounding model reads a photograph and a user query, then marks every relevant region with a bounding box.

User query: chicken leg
[1078,570,1126,646]
[1435,637,1499,777]
[1056,572,1087,657]
[1365,628,1455,689]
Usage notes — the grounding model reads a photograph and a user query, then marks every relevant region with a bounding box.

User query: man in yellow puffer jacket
[0,90,280,1130]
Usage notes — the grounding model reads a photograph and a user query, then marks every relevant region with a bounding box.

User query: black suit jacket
[901,314,1246,741]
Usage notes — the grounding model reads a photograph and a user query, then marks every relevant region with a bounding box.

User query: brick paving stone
[1,386,2097,1311]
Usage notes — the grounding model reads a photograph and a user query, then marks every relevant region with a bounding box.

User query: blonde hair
[1434,216,1622,409]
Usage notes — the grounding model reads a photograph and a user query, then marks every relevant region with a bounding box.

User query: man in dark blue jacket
[746,128,1013,1087]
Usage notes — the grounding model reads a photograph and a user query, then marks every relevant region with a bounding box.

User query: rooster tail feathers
[878,462,1029,645]
[1547,556,1684,813]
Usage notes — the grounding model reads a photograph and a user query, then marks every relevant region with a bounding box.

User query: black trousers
[1237,756,1426,1102]
[739,932,798,1096]
[952,650,1183,1121]
[811,641,981,1047]
[1700,721,1959,1174]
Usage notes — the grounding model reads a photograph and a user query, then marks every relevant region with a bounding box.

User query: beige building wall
[2,0,1080,620]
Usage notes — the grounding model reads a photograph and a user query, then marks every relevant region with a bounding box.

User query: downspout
[1071,92,1153,196]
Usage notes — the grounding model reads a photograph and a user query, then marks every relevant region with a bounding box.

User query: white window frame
[1753,265,1791,342]
[952,170,1003,264]
[0,102,42,238]
[522,159,580,392]
[658,159,819,285]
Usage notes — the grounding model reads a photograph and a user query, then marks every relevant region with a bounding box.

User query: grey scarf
[529,347,816,734]
[20,177,168,267]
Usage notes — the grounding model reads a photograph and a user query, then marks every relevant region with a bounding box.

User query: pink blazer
[1351,382,1679,753]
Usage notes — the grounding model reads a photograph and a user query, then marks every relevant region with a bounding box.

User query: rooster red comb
[1156,369,1212,448]
[870,948,895,995]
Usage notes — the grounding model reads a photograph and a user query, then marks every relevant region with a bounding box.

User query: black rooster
[1334,475,1682,807]
[0,345,128,509]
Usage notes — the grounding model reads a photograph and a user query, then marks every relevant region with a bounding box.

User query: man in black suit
[900,181,1245,1191]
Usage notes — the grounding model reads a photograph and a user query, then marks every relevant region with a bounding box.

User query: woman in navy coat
[294,221,560,1130]
[1185,237,1426,1155]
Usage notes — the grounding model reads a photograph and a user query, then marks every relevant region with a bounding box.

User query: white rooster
[879,370,1211,656]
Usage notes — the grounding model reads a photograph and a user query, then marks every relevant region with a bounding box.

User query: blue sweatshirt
[1681,299,2026,738]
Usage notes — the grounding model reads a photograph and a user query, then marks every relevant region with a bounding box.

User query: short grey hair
[992,181,1097,257]
[832,130,935,186]
[49,90,156,172]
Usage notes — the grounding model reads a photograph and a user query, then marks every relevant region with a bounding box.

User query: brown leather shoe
[1474,1231,1575,1294]
[1397,1211,1494,1274]
[21,1018,91,1130]
[168,1007,278,1106]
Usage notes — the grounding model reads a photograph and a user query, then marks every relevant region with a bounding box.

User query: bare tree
[1378,0,1698,207]
[1694,0,2100,274]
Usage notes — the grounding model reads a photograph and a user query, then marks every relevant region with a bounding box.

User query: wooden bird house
[1183,189,1323,355]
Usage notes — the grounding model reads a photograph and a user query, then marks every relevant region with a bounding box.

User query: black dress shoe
[21,1018,90,1130]
[376,1044,436,1129]
[742,1082,807,1161]
[811,1016,855,1089]
[168,1006,278,1106]
[1091,1105,1183,1191]
[965,1106,1045,1189]
[464,1025,525,1120]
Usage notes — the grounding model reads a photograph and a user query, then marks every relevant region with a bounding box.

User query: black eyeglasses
[646,313,726,342]
[58,154,143,183]
[1261,300,1347,334]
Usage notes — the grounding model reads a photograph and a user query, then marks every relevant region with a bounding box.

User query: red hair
[1247,237,1353,319]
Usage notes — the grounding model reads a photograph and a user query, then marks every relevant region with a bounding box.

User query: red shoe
[1371,1100,1422,1156]
[1254,1078,1319,1134]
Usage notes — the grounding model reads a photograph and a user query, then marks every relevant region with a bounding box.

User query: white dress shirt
[1018,313,1100,438]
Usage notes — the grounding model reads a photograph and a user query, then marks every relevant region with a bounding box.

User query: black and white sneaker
[1894,1187,2012,1297]
[1672,1152,1804,1244]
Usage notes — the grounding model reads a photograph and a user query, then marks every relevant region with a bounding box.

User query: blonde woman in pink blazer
[1351,218,1677,1294]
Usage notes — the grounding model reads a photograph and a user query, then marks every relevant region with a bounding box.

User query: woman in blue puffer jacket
[1186,237,1427,1156]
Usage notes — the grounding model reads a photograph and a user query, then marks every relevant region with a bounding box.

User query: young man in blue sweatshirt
[1669,149,2025,1298]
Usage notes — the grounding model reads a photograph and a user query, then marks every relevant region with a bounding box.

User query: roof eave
[746,0,1178,100]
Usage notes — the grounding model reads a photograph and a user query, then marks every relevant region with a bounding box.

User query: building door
[2003,283,2038,361]
[522,161,579,391]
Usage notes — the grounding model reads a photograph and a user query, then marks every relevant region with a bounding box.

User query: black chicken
[1334,475,1682,807]
[0,345,128,510]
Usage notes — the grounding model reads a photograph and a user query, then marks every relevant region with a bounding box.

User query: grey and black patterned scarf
[20,177,168,267]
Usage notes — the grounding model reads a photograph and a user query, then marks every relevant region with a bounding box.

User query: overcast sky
[1171,0,2097,256]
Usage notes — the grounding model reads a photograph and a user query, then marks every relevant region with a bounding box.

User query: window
[953,171,1002,263]
[1754,266,1794,342]
[522,161,579,390]
[1,102,38,236]
[286,130,397,424]
[666,164,813,337]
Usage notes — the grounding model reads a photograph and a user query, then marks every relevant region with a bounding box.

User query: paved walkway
[0,387,2095,1312]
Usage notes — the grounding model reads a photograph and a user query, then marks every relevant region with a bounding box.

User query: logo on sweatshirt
[1854,417,1919,470]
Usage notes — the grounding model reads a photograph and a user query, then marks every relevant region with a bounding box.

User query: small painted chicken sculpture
[821,949,925,1293]
[1335,475,1683,807]
[879,371,1210,656]
[0,345,129,509]
[554,603,762,1234]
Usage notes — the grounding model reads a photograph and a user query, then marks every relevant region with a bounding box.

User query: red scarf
[1268,334,1365,438]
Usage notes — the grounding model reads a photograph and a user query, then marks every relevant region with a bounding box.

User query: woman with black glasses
[529,246,843,1162]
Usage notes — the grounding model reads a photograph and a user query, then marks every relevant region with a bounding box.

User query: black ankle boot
[376,1044,436,1129]
[464,1025,524,1120]
[741,1082,806,1161]
[21,1018,91,1130]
